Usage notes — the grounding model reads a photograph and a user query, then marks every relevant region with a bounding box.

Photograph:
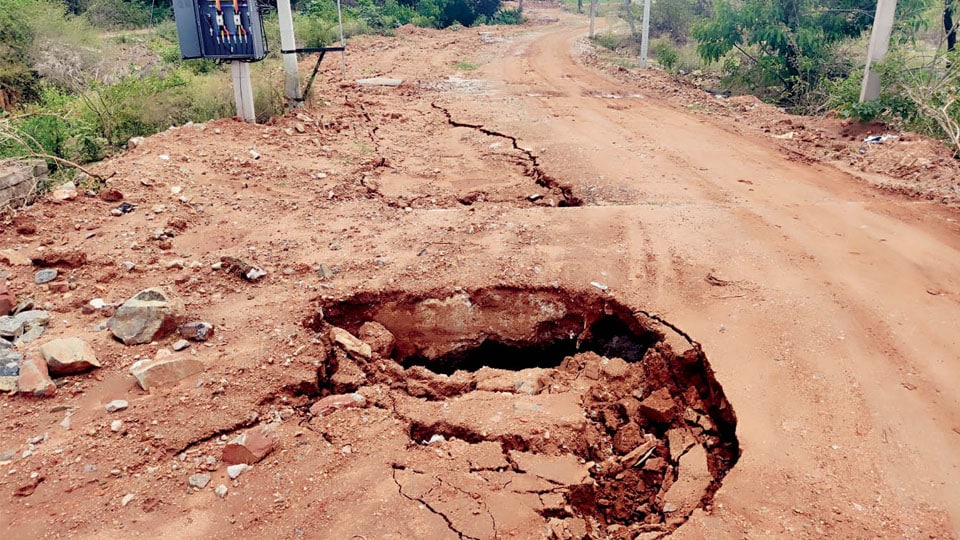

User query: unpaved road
[2,4,959,539]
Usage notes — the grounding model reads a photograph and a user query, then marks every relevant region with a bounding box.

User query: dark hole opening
[400,315,659,375]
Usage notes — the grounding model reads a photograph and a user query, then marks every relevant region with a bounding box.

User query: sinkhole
[309,286,740,537]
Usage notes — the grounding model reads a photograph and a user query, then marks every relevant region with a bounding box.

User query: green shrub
[653,39,680,72]
[490,8,524,25]
[83,0,153,30]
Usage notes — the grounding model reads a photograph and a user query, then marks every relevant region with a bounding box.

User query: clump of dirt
[305,286,739,537]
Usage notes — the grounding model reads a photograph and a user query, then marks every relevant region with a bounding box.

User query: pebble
[172,339,190,351]
[215,484,228,498]
[226,464,249,479]
[110,420,123,432]
[188,473,211,489]
[105,399,129,412]
[122,261,136,272]
[34,269,58,285]
[121,493,135,506]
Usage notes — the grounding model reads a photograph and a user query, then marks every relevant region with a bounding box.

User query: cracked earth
[2,3,960,539]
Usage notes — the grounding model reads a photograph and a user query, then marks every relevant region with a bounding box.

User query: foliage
[83,0,155,30]
[653,39,680,72]
[692,0,932,106]
[649,0,712,44]
[301,0,506,29]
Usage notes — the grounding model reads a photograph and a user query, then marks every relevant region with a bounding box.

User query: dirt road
[2,4,959,538]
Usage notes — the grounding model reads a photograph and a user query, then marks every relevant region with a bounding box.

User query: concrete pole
[860,0,898,102]
[336,0,346,77]
[589,0,597,38]
[639,0,651,68]
[231,62,256,123]
[277,0,303,107]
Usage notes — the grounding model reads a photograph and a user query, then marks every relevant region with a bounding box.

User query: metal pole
[860,0,898,102]
[277,0,303,107]
[639,0,651,68]
[336,0,346,77]
[231,61,256,122]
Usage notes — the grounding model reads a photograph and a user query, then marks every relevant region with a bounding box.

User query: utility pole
[639,0,651,67]
[230,62,255,122]
[589,0,597,38]
[277,0,303,107]
[860,0,898,102]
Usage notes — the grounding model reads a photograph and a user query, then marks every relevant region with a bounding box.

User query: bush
[653,39,680,72]
[83,0,154,30]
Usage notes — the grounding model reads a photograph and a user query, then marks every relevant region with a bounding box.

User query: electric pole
[277,0,303,107]
[860,0,898,102]
[639,0,651,68]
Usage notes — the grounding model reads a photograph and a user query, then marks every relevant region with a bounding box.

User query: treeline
[596,0,960,154]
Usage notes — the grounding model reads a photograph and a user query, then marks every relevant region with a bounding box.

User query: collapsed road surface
[2,3,960,539]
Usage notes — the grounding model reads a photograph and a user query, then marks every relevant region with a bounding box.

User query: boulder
[222,424,278,465]
[17,353,56,397]
[39,337,101,376]
[0,310,50,340]
[0,350,21,392]
[130,356,203,392]
[329,326,371,359]
[108,288,183,345]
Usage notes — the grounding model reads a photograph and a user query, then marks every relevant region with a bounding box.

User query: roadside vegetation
[0,0,525,184]
[586,0,960,155]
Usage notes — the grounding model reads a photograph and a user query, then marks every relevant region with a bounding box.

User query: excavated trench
[308,287,739,538]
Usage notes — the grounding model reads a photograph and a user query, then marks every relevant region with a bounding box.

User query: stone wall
[0,159,47,209]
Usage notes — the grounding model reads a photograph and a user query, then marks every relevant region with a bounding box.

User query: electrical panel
[173,0,267,61]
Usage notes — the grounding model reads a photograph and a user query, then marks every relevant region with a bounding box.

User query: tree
[692,0,927,103]
[946,0,957,52]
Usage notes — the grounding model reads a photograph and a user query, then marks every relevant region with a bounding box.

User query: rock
[612,422,642,455]
[220,256,266,282]
[329,327,371,359]
[98,189,123,202]
[188,473,211,489]
[130,356,203,391]
[309,393,367,417]
[121,493,135,506]
[0,350,21,392]
[0,282,14,316]
[638,388,678,424]
[122,261,136,272]
[317,264,336,280]
[39,337,101,376]
[108,288,184,345]
[14,324,45,346]
[667,428,696,462]
[31,250,87,268]
[179,321,214,341]
[357,321,395,357]
[0,310,50,339]
[110,420,123,432]
[600,356,630,379]
[127,137,145,149]
[509,451,592,485]
[0,249,32,266]
[17,353,56,397]
[215,484,228,498]
[356,77,404,87]
[50,182,78,202]
[105,399,129,412]
[171,339,190,351]
[226,464,249,479]
[222,424,278,465]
